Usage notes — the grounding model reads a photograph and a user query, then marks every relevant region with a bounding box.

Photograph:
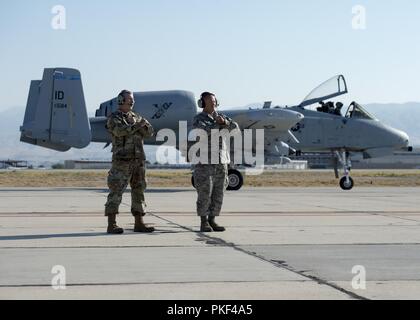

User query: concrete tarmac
[0,187,419,300]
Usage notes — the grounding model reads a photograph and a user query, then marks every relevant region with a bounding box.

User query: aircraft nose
[399,131,409,146]
[394,129,410,148]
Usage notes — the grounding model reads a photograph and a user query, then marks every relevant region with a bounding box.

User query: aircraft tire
[192,169,244,191]
[191,175,196,189]
[340,176,354,191]
[227,169,243,191]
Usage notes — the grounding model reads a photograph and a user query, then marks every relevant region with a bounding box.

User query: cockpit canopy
[345,102,377,120]
[298,75,378,121]
[300,75,348,108]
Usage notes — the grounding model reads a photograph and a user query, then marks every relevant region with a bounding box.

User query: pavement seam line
[0,279,318,289]
[148,212,370,301]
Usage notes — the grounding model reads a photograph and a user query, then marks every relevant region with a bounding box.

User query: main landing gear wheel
[340,176,354,191]
[191,169,244,191]
[226,169,243,191]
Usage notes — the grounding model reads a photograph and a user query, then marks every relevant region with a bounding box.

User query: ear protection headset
[117,90,132,106]
[197,92,219,109]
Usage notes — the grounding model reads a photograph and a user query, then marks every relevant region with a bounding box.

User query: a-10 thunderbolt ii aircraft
[19,68,304,190]
[263,75,412,190]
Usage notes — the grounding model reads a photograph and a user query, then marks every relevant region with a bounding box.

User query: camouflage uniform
[104,110,154,216]
[192,112,239,217]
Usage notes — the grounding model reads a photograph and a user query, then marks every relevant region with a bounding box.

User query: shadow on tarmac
[0,229,191,241]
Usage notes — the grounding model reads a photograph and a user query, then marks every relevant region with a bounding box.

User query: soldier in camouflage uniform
[192,92,240,232]
[105,90,155,234]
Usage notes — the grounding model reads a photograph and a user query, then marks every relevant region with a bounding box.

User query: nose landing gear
[334,151,354,191]
[340,176,354,190]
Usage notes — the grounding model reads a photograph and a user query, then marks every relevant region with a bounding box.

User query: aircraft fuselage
[286,107,410,154]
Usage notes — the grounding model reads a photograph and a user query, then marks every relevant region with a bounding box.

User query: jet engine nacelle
[91,90,197,144]
[95,90,197,133]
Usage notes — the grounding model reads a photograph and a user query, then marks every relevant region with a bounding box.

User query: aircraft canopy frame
[345,102,378,120]
[299,75,348,108]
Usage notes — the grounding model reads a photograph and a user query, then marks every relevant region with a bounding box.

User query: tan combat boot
[107,214,124,234]
[208,216,226,232]
[134,215,155,233]
[200,216,212,232]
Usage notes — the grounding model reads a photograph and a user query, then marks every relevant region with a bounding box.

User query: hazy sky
[1,0,420,113]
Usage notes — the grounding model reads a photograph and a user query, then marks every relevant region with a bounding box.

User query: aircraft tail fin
[20,68,92,151]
